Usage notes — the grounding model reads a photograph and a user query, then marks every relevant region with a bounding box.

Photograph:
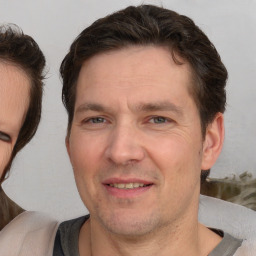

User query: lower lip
[103,184,153,198]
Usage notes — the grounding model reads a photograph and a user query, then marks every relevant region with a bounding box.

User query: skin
[0,62,30,178]
[67,46,224,256]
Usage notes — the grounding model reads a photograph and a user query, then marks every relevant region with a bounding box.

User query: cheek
[68,135,104,210]
[149,133,200,163]
[69,133,104,171]
[68,131,107,198]
[0,145,12,176]
[148,133,202,185]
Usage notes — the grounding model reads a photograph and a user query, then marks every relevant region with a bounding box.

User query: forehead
[75,46,195,109]
[0,62,30,133]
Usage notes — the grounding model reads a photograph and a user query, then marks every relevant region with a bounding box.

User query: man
[54,5,243,255]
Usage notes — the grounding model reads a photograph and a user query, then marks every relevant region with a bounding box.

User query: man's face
[67,46,219,236]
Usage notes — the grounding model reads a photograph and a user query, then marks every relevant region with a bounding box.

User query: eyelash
[148,116,171,124]
[0,132,11,142]
[83,117,107,124]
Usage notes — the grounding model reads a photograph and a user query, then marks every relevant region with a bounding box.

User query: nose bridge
[105,120,145,164]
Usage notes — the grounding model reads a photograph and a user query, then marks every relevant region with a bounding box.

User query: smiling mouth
[108,183,151,189]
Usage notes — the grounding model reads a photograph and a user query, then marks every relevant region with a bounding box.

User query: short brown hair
[0,24,46,183]
[61,5,227,136]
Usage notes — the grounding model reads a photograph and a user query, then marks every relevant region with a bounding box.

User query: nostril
[106,147,145,165]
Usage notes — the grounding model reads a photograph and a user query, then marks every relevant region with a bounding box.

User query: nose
[105,123,145,165]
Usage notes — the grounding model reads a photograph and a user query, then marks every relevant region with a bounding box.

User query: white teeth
[116,183,125,189]
[133,183,140,188]
[111,183,146,189]
[125,183,133,189]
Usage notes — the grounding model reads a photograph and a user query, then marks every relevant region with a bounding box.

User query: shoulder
[234,239,256,256]
[58,215,89,232]
[53,215,89,256]
[199,195,256,256]
[199,195,256,239]
[0,211,59,256]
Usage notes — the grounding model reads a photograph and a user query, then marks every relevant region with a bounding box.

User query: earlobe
[201,113,224,170]
[66,136,71,158]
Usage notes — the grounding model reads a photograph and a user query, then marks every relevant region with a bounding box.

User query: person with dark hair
[53,5,248,256]
[0,25,58,255]
[0,24,45,230]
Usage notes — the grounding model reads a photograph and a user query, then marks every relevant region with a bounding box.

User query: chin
[97,209,161,237]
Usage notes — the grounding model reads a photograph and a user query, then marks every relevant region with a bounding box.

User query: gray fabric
[54,215,242,256]
[55,215,88,256]
[209,232,243,256]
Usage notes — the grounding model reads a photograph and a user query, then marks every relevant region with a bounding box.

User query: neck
[79,213,221,256]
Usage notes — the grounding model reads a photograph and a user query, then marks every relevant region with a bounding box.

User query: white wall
[1,0,255,220]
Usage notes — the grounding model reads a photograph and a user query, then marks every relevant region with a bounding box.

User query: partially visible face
[0,62,30,179]
[67,46,215,236]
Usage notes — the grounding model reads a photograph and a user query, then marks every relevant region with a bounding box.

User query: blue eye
[0,131,11,142]
[89,117,106,123]
[149,116,168,124]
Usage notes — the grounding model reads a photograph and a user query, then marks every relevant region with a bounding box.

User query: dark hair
[61,4,227,136]
[0,24,46,183]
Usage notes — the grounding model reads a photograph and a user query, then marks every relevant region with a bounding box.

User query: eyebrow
[135,102,183,115]
[75,103,111,114]
[75,101,183,116]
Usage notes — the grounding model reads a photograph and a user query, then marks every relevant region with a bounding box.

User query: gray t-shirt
[53,215,243,256]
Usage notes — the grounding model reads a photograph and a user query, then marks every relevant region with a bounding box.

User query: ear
[201,113,224,170]
[65,135,71,159]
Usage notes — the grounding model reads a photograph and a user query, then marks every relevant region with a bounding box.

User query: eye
[0,131,11,142]
[149,116,169,124]
[88,117,106,123]
[80,116,109,130]
[81,116,108,126]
